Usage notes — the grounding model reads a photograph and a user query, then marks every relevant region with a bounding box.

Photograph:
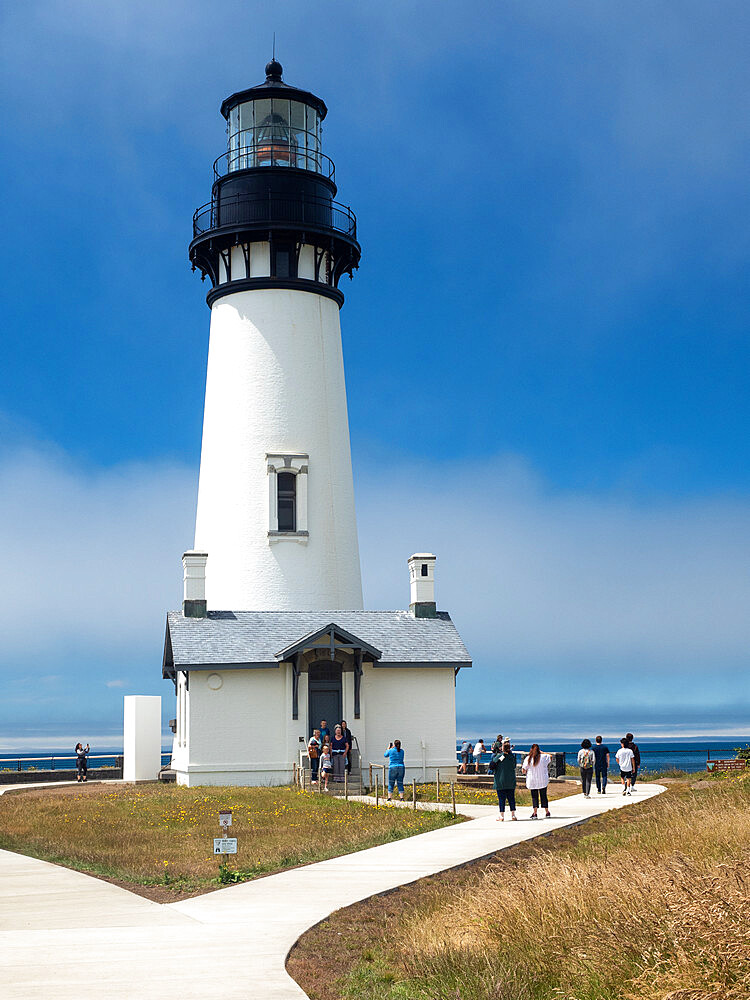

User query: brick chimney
[408,553,437,618]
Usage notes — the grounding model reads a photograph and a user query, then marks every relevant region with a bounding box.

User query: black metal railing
[217,129,335,181]
[193,191,357,241]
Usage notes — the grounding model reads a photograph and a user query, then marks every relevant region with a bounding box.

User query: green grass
[0,783,461,893]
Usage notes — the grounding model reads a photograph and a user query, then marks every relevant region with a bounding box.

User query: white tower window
[267,454,309,543]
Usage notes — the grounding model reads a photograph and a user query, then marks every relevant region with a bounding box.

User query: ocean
[456,739,750,774]
[2,740,749,775]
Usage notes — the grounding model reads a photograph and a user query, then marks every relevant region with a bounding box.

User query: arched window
[277,472,296,531]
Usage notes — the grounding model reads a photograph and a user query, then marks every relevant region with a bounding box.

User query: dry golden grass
[412,782,575,807]
[0,783,458,893]
[338,776,750,1000]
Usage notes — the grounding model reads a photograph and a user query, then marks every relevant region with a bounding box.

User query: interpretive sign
[219,810,232,829]
[213,837,238,854]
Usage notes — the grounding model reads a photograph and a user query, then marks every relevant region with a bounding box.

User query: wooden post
[451,781,456,816]
[436,768,440,803]
[412,777,417,810]
[375,773,379,807]
[293,761,297,786]
[344,769,349,800]
[369,763,373,791]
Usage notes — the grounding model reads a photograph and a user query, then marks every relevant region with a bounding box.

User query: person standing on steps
[522,743,551,818]
[319,720,331,744]
[75,743,89,782]
[491,739,517,821]
[320,744,333,791]
[577,739,595,797]
[593,735,610,794]
[626,733,640,790]
[384,740,405,800]
[616,737,635,795]
[308,730,321,784]
[340,720,354,774]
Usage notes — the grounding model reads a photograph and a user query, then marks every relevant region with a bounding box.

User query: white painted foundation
[194,288,363,611]
[123,696,162,782]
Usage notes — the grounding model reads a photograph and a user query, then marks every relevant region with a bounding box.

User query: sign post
[215,809,236,857]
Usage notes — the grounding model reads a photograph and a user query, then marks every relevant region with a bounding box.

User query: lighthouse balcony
[192,190,357,242]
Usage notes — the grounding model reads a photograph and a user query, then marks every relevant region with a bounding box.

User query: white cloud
[0,441,194,659]
[1,441,748,724]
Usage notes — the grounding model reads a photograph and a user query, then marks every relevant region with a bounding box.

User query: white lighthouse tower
[189,60,363,611]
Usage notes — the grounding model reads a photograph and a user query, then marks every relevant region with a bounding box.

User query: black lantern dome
[190,62,360,308]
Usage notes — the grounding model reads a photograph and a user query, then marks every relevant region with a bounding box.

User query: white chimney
[182,550,208,618]
[408,553,437,618]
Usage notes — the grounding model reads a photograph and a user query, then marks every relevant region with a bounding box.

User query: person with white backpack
[577,738,595,798]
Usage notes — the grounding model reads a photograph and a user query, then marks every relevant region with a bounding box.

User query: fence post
[293,762,297,786]
[369,763,372,791]
[436,768,440,803]
[375,773,379,807]
[451,781,456,816]
[412,777,417,810]
[344,769,349,801]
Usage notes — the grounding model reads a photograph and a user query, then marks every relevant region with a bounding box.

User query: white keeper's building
[162,60,471,787]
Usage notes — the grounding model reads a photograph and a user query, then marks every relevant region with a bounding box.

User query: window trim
[266,453,309,544]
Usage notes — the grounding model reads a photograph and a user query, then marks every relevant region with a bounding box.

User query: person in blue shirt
[384,740,406,800]
[319,720,331,743]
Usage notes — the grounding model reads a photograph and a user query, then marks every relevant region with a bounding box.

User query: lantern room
[219,59,331,178]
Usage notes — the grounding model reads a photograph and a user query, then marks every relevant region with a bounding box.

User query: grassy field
[289,773,750,1000]
[0,784,460,896]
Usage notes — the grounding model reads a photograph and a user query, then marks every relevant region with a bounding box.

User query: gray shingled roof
[164,610,472,671]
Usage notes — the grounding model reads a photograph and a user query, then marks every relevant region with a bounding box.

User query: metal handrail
[1,753,170,772]
[216,129,334,181]
[192,191,357,241]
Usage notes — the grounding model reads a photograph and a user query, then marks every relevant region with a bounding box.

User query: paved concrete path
[0,781,665,999]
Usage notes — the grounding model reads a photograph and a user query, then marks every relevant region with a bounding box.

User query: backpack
[488,753,501,773]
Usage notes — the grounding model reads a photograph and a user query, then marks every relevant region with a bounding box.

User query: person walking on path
[491,739,517,821]
[331,725,349,783]
[522,743,551,818]
[593,735,610,794]
[75,743,90,782]
[616,738,635,795]
[577,739,595,797]
[308,730,321,784]
[384,740,406,800]
[626,733,641,790]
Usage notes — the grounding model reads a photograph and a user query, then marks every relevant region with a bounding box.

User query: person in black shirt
[592,735,610,794]
[626,733,641,790]
[340,720,354,774]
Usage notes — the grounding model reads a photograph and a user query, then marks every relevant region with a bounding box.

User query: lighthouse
[189,59,363,611]
[163,62,470,787]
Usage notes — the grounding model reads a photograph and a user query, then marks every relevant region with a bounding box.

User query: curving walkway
[0,781,665,999]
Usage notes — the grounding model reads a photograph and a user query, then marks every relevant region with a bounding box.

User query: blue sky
[1,1,749,747]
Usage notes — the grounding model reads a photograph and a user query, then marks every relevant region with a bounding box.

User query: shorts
[620,769,631,780]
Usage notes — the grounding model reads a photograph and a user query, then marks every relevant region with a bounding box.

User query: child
[308,730,321,784]
[320,745,333,791]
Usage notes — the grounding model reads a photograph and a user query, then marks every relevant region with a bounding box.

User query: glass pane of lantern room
[306,106,320,171]
[290,101,306,167]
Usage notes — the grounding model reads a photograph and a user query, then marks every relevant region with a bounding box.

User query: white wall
[123,695,162,782]
[194,287,363,611]
[174,666,307,787]
[360,666,457,782]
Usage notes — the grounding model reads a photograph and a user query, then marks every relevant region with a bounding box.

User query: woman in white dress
[522,743,551,818]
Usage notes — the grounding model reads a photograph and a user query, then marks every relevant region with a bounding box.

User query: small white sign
[219,810,232,829]
[213,837,238,855]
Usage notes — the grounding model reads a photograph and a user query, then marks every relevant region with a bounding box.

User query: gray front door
[308,661,342,735]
